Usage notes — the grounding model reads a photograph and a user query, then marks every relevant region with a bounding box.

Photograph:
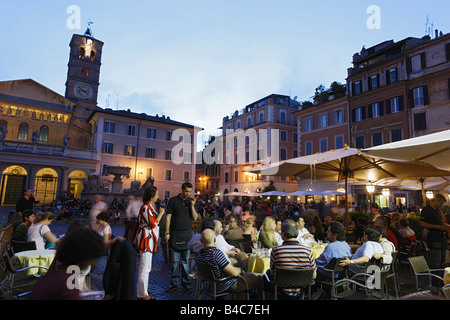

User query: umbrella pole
[420,178,426,207]
[345,176,349,233]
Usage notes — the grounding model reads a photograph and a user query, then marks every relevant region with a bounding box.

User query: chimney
[435,29,439,38]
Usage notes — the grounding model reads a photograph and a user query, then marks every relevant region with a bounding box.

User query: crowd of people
[8,184,449,300]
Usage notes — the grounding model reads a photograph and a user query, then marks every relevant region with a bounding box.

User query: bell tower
[65,22,104,119]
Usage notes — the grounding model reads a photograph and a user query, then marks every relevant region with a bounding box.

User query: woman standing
[27,211,57,250]
[134,186,165,300]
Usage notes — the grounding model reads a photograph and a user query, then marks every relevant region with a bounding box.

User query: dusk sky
[2,0,450,148]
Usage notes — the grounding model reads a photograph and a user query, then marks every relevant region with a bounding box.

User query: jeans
[171,249,190,286]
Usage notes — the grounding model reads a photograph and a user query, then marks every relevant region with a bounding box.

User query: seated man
[195,229,262,299]
[315,221,352,279]
[293,216,315,245]
[339,225,384,274]
[213,220,249,270]
[187,217,215,253]
[12,209,36,242]
[223,215,244,242]
[268,219,317,299]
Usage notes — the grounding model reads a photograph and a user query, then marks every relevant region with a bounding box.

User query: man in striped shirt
[269,219,317,298]
[195,229,263,297]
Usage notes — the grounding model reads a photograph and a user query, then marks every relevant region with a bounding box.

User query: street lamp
[366,181,375,217]
[382,188,390,210]
[426,191,434,200]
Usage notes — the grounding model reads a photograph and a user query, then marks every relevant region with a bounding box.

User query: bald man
[196,229,262,299]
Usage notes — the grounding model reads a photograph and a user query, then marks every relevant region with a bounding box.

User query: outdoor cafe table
[309,243,327,259]
[14,249,56,276]
[247,254,270,274]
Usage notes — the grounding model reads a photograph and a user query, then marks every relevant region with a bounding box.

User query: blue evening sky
[1,0,450,148]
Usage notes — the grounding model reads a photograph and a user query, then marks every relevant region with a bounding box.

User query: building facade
[89,108,198,200]
[218,94,300,198]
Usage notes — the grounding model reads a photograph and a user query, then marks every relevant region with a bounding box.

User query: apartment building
[219,94,300,197]
[89,108,198,200]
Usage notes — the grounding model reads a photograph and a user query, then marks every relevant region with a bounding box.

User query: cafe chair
[331,268,391,300]
[264,267,315,300]
[227,238,244,249]
[384,251,399,298]
[239,241,253,254]
[408,256,445,291]
[0,253,48,300]
[195,260,249,300]
[440,284,450,300]
[398,240,418,271]
[317,257,349,290]
[11,241,36,254]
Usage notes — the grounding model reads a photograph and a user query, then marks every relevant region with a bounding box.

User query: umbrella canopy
[287,190,345,196]
[246,147,450,231]
[363,129,450,171]
[258,190,287,196]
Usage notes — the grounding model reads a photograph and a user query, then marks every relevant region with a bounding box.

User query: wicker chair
[440,284,450,300]
[264,267,315,300]
[384,250,399,298]
[239,241,253,254]
[11,241,36,254]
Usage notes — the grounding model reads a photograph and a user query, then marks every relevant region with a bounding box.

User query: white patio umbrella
[362,129,450,171]
[258,190,287,196]
[246,146,450,231]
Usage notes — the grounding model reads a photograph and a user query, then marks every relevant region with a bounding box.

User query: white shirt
[27,224,50,250]
[352,241,384,261]
[126,200,143,220]
[215,234,234,263]
[297,227,314,245]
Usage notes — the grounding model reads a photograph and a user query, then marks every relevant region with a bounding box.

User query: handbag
[127,219,139,242]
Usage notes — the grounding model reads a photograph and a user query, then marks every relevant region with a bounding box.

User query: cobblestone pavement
[50,220,197,300]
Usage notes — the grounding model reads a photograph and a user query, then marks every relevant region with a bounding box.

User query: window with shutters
[391,129,402,142]
[356,107,364,121]
[414,113,427,131]
[355,136,364,149]
[334,109,344,124]
[371,102,381,118]
[319,138,328,152]
[413,87,425,107]
[386,68,398,84]
[335,135,344,149]
[372,133,382,147]
[304,117,313,131]
[369,75,379,90]
[411,55,422,72]
[391,97,400,113]
[354,81,362,96]
[305,141,313,155]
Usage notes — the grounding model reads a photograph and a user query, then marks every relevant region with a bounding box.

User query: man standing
[89,195,108,232]
[165,182,198,293]
[15,188,39,218]
[419,194,450,270]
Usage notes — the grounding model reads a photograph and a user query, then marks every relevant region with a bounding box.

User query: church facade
[0,27,197,207]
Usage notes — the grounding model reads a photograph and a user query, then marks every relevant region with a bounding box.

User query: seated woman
[258,216,279,249]
[242,217,257,241]
[397,218,416,246]
[96,212,113,245]
[27,211,57,250]
[27,226,107,300]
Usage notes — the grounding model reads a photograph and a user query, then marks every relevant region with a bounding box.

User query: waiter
[164,182,198,293]
[15,188,39,218]
[419,193,450,270]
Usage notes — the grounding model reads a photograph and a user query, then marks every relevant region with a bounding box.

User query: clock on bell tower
[65,22,104,119]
